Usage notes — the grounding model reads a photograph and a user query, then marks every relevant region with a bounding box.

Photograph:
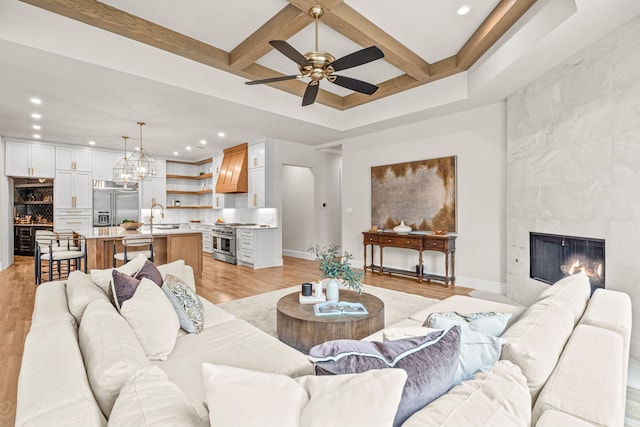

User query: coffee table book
[313,301,369,316]
[299,293,327,304]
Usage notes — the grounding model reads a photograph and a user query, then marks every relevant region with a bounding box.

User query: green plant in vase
[309,244,363,295]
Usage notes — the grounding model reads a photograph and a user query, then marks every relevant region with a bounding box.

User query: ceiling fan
[245,5,384,106]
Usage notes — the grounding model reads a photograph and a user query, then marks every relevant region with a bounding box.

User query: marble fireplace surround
[505,15,640,357]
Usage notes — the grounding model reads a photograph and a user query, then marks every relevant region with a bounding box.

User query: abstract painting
[371,156,456,231]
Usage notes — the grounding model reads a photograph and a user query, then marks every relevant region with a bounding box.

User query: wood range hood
[215,143,248,194]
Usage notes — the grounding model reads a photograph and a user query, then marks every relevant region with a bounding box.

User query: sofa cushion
[133,259,163,286]
[161,273,204,333]
[402,360,531,427]
[66,271,110,324]
[500,297,575,401]
[153,318,313,421]
[364,318,425,341]
[426,315,506,384]
[79,299,150,417]
[156,260,196,292]
[108,366,206,427]
[90,253,148,294]
[15,322,106,427]
[532,324,624,426]
[119,278,180,361]
[32,280,76,328]
[201,364,407,427]
[409,295,525,328]
[310,326,461,427]
[537,272,591,324]
[426,311,512,336]
[535,410,600,427]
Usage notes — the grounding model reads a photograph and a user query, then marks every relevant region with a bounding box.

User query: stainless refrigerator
[93,181,139,226]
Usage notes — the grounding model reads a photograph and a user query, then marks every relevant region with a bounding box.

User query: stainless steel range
[211,223,256,264]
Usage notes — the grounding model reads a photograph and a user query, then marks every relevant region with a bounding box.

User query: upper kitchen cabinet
[54,169,92,211]
[55,146,92,172]
[247,139,276,208]
[5,140,55,178]
[91,150,120,181]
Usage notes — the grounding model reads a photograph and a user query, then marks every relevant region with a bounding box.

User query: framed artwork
[371,156,456,231]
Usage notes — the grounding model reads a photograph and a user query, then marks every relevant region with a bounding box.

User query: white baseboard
[283,249,316,260]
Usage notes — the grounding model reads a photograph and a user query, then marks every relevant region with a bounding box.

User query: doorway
[282,165,315,259]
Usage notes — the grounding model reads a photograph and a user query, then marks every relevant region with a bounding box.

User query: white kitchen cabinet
[248,167,265,208]
[190,224,213,253]
[5,140,55,178]
[54,170,92,210]
[212,154,223,176]
[248,142,265,169]
[91,150,120,181]
[56,146,92,172]
[247,139,276,208]
[236,227,281,269]
[54,215,92,231]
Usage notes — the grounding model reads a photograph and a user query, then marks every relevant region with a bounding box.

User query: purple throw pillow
[134,260,163,287]
[111,269,141,310]
[310,326,461,427]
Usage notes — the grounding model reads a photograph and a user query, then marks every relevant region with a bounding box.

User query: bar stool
[35,231,86,285]
[113,236,154,267]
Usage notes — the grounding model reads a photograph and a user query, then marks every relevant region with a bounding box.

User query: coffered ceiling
[0,0,638,159]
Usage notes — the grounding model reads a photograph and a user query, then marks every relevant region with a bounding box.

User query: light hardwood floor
[2,255,638,425]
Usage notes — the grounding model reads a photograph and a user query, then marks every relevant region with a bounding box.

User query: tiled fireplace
[530,232,605,293]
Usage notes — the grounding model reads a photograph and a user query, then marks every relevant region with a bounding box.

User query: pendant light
[112,136,137,186]
[129,121,156,180]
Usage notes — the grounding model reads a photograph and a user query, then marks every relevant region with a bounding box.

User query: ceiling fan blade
[328,46,384,72]
[302,81,319,106]
[330,75,379,95]
[245,75,300,85]
[269,40,311,67]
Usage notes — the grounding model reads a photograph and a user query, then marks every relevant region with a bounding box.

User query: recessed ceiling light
[33,134,41,139]
[173,151,179,156]
[218,131,225,138]
[200,139,207,145]
[32,124,41,130]
[31,113,41,119]
[88,140,96,145]
[186,146,192,151]
[457,5,471,15]
[30,97,42,105]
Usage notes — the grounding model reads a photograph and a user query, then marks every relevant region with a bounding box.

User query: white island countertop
[74,225,202,239]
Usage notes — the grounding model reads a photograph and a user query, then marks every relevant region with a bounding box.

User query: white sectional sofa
[16,258,631,426]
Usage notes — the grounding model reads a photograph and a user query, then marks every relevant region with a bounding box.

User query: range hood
[216,143,248,194]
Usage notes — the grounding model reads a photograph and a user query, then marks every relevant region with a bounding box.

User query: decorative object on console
[393,220,411,233]
[371,156,457,232]
[309,244,363,295]
[128,121,156,180]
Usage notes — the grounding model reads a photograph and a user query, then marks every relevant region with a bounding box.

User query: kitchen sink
[151,224,181,229]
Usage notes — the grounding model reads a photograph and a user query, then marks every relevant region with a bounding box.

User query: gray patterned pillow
[161,274,204,334]
[310,326,461,427]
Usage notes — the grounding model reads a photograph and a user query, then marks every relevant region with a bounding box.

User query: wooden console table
[362,231,456,286]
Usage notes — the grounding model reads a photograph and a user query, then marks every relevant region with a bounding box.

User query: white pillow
[66,270,110,324]
[426,311,512,337]
[109,366,207,426]
[157,260,196,291]
[382,326,438,341]
[90,253,148,294]
[201,364,407,427]
[119,278,180,361]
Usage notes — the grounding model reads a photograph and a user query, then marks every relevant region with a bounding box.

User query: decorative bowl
[433,229,448,235]
[119,222,143,230]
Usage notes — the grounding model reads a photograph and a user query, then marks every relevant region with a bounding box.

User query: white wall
[277,140,342,259]
[0,139,12,270]
[341,102,507,291]
[506,15,640,356]
[282,165,315,256]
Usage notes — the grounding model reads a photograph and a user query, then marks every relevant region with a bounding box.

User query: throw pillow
[119,278,180,361]
[134,259,163,287]
[90,253,148,294]
[426,311,512,336]
[161,273,204,333]
[157,259,197,291]
[201,364,407,427]
[310,326,461,427]
[109,366,207,427]
[426,314,506,384]
[110,269,141,311]
[66,270,110,324]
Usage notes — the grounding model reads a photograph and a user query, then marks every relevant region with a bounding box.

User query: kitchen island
[74,225,203,278]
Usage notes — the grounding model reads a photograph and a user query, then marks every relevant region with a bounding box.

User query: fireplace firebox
[530,232,605,292]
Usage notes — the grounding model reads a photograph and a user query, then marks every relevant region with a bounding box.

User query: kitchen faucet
[149,203,165,230]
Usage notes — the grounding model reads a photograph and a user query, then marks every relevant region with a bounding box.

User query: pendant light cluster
[112,121,156,185]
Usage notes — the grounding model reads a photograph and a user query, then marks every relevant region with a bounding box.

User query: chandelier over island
[112,135,137,187]
[128,121,156,180]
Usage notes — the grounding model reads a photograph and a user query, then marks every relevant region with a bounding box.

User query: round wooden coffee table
[276,290,384,354]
